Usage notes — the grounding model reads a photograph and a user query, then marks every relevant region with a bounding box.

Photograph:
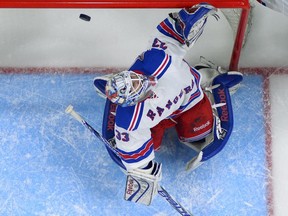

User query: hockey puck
[79,14,91,22]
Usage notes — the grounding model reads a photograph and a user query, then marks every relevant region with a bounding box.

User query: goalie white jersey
[115,35,204,170]
[97,5,220,170]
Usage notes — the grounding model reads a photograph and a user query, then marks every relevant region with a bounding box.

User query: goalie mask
[105,71,157,107]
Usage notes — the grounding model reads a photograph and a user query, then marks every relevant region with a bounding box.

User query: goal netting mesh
[0,0,252,71]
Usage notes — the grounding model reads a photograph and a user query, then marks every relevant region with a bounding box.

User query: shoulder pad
[130,48,172,80]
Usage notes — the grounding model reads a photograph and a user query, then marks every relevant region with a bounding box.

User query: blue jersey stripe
[117,139,154,164]
[157,18,185,44]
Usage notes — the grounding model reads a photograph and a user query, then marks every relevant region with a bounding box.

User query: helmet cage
[105,71,157,106]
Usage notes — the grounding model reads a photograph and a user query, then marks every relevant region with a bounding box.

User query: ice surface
[1,1,288,215]
[0,72,268,215]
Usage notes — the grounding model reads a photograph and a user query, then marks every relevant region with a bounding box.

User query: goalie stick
[65,105,193,216]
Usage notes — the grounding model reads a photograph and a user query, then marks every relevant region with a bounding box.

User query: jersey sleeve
[115,104,155,170]
[115,126,155,170]
[147,11,191,58]
[147,4,215,58]
[157,16,186,45]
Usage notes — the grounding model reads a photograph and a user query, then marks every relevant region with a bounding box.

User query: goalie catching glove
[124,161,162,206]
[166,3,219,47]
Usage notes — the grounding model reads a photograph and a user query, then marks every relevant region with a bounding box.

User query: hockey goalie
[94,3,243,206]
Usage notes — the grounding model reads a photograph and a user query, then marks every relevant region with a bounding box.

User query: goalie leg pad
[195,56,242,95]
[201,72,243,161]
[186,72,243,170]
[102,99,126,170]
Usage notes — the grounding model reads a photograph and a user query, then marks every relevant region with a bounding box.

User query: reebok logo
[193,120,211,132]
[217,88,229,122]
[107,103,117,131]
[126,178,134,195]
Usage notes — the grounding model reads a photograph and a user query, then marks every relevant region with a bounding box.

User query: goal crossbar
[0,0,250,9]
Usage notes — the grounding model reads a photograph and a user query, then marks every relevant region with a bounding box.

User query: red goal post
[0,0,250,71]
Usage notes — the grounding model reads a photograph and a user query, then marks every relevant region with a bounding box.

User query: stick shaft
[158,186,193,216]
[65,105,120,156]
[65,105,193,216]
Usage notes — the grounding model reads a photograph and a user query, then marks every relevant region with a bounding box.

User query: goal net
[0,0,251,71]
